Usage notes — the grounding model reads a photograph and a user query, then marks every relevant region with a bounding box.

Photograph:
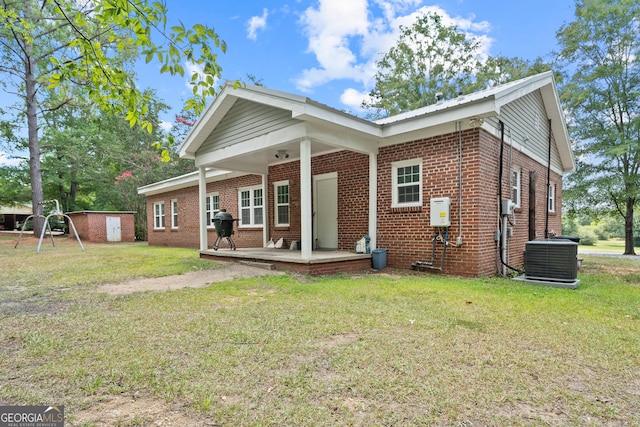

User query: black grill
[212,211,238,250]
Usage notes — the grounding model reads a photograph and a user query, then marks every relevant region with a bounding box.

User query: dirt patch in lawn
[97,261,284,295]
[71,394,217,427]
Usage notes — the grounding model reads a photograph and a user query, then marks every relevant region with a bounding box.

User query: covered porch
[200,247,373,276]
[179,84,381,261]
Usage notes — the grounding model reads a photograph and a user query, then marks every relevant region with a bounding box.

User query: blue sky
[0,0,576,166]
[147,0,575,126]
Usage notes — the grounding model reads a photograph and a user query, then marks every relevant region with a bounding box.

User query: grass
[1,235,639,426]
[579,237,637,254]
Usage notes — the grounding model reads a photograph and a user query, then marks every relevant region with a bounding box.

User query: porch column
[262,173,269,247]
[300,137,312,259]
[369,153,377,249]
[198,167,208,251]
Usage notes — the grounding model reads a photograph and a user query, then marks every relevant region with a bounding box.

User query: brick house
[138,72,575,276]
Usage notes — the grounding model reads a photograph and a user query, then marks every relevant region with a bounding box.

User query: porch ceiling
[193,121,379,173]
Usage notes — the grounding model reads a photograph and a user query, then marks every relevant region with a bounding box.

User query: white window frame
[205,193,220,228]
[153,201,165,230]
[238,185,264,228]
[391,158,423,208]
[273,180,290,227]
[170,199,178,229]
[548,183,556,213]
[512,167,522,208]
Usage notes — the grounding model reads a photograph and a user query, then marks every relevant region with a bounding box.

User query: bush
[579,227,598,246]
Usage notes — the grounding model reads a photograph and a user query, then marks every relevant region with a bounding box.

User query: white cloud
[247,8,269,41]
[0,151,22,167]
[340,88,374,112]
[295,1,493,101]
[183,61,219,95]
[158,121,173,132]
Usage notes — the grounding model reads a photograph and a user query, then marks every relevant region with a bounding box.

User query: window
[170,199,178,228]
[153,202,165,229]
[548,183,556,213]
[239,186,264,227]
[512,167,521,208]
[274,181,290,226]
[205,193,220,226]
[392,159,422,208]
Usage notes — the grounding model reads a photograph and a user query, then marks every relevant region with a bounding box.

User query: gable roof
[376,72,574,171]
[173,71,573,182]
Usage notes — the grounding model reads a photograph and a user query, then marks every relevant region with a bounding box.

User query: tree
[558,0,640,255]
[363,11,553,118]
[37,87,195,239]
[363,12,483,118]
[0,0,232,235]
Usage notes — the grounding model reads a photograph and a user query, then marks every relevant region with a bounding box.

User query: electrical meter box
[430,197,451,227]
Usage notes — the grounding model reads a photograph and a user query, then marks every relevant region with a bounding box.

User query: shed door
[106,216,122,242]
[314,173,338,249]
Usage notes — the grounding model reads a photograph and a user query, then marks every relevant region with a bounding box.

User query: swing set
[14,200,84,253]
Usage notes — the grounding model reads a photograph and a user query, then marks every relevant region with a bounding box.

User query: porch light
[469,117,484,128]
[275,150,290,159]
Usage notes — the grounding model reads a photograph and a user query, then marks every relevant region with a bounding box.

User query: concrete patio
[199,247,373,276]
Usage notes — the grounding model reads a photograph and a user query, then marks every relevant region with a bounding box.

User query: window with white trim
[274,181,290,226]
[548,183,556,213]
[153,202,165,229]
[392,159,422,208]
[239,186,263,227]
[512,167,521,208]
[171,199,178,229]
[205,193,220,227]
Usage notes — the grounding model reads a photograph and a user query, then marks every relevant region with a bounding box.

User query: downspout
[498,120,524,276]
[545,119,552,239]
[456,121,463,246]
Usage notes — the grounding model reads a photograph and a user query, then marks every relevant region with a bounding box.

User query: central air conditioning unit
[520,239,580,288]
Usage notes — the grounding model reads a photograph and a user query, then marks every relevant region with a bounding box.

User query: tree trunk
[624,197,636,255]
[25,33,45,236]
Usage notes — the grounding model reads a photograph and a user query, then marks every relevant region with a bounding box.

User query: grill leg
[226,236,236,250]
[213,236,222,250]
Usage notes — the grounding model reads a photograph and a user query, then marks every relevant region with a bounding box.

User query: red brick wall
[376,128,562,277]
[267,151,370,250]
[68,212,135,243]
[146,175,264,249]
[144,132,562,277]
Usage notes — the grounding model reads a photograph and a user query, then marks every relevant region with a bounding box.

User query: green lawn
[579,237,637,254]
[1,236,639,426]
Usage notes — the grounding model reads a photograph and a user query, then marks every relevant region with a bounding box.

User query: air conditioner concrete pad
[512,275,580,289]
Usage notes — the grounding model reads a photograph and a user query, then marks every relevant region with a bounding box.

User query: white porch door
[314,173,338,249]
[106,216,122,242]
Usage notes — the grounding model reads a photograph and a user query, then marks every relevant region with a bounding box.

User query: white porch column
[300,137,312,259]
[198,167,208,251]
[262,173,269,247]
[368,153,377,250]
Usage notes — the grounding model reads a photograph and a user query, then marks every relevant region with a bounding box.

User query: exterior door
[314,173,338,249]
[106,216,122,242]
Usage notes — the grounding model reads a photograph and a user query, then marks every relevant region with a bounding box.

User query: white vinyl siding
[495,91,563,172]
[199,100,301,155]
